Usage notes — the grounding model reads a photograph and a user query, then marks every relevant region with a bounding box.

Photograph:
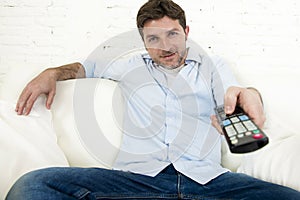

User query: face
[142,16,189,69]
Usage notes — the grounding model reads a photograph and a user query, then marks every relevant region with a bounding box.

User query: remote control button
[234,122,247,133]
[230,117,240,123]
[222,119,231,126]
[225,125,236,137]
[231,139,238,145]
[219,113,226,120]
[243,120,257,131]
[238,115,249,121]
[237,133,244,138]
[253,133,263,139]
[230,136,237,140]
[245,131,252,136]
[253,129,260,134]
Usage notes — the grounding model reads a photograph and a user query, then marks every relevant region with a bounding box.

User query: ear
[185,25,190,39]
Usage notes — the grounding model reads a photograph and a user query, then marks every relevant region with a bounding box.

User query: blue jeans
[6,164,300,200]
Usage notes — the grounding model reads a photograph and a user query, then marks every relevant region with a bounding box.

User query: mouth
[161,52,176,59]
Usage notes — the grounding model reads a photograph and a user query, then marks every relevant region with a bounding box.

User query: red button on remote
[253,133,263,139]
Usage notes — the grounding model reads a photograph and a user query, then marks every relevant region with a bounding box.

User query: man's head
[136,0,189,69]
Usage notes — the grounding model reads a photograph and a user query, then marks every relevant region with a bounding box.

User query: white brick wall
[0,0,300,82]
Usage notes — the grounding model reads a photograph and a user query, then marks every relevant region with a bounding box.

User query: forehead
[142,16,183,35]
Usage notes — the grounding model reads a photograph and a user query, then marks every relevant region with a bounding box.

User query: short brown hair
[136,0,186,38]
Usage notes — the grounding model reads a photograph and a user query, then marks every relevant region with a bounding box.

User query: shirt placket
[164,89,180,145]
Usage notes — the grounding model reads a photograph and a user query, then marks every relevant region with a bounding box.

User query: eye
[168,31,178,37]
[147,36,158,43]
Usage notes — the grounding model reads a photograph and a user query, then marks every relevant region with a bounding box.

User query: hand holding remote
[214,105,269,153]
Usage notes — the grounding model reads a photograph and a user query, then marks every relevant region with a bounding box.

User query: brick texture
[0,0,299,80]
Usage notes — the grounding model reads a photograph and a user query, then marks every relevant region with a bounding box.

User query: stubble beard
[159,48,187,69]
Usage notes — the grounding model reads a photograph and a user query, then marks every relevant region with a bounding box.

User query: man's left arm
[209,55,266,133]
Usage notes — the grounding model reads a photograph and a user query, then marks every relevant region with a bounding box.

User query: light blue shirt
[83,42,239,184]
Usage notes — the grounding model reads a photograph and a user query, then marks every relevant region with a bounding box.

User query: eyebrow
[167,28,181,33]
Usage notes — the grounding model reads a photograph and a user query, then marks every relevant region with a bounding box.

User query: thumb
[224,87,240,114]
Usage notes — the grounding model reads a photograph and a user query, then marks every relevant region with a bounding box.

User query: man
[7,0,300,199]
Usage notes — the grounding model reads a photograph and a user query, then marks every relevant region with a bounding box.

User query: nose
[158,38,171,51]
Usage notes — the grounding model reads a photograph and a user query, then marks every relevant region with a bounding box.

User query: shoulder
[111,51,146,66]
[102,52,147,78]
[209,54,233,71]
[209,54,226,65]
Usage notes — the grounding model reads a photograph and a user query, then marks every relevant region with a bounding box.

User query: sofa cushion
[0,99,69,199]
[51,78,123,168]
[237,134,300,191]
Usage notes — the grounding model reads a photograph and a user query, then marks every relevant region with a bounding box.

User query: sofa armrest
[237,134,300,191]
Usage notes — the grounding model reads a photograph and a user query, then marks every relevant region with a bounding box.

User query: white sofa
[0,61,300,199]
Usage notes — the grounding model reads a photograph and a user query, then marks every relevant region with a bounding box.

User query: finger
[250,111,266,129]
[210,115,223,135]
[239,89,266,129]
[15,101,23,115]
[16,102,25,115]
[23,94,38,115]
[46,90,56,109]
[224,87,241,114]
[16,89,31,115]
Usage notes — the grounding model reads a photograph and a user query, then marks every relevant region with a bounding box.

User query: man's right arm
[16,62,86,115]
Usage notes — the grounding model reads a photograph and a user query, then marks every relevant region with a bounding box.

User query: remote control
[214,105,269,153]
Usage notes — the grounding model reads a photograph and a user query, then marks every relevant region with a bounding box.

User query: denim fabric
[6,165,300,200]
